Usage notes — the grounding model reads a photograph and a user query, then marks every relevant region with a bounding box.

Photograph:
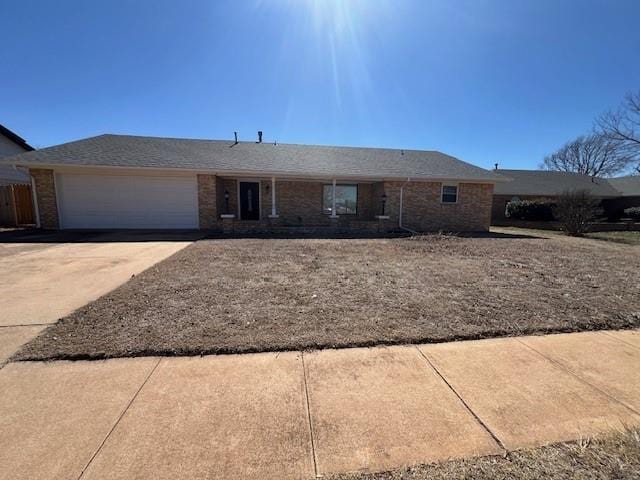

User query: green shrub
[624,207,640,220]
[505,200,555,221]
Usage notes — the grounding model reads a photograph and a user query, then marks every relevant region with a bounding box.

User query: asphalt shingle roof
[608,175,640,197]
[492,169,620,198]
[0,134,503,182]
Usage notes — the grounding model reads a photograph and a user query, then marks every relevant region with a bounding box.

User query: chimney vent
[258,131,263,143]
[494,163,499,170]
[234,131,238,144]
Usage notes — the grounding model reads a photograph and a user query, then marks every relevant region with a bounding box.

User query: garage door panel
[57,173,198,229]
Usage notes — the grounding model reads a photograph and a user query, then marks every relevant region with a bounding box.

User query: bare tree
[554,190,600,236]
[541,133,632,177]
[597,91,640,166]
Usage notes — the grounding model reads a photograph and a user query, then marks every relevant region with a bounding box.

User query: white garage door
[57,173,199,229]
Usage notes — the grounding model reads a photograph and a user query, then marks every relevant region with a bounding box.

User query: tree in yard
[554,190,600,236]
[541,133,633,177]
[597,90,640,173]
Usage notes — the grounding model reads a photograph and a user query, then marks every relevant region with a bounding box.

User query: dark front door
[239,182,260,220]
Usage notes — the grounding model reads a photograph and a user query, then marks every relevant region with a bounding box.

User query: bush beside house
[505,200,555,221]
[554,190,600,236]
[624,207,640,220]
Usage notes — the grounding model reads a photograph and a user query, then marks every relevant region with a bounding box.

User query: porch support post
[269,176,278,218]
[330,178,338,218]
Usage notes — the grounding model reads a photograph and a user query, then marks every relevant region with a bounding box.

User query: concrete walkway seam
[413,346,507,453]
[600,331,640,352]
[77,357,163,480]
[301,351,320,479]
[515,338,640,418]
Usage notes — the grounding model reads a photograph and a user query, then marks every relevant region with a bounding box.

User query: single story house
[0,133,504,233]
[491,169,620,223]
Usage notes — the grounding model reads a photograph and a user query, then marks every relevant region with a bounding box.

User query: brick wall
[383,181,493,232]
[218,178,493,232]
[197,174,217,229]
[27,169,493,233]
[218,178,238,217]
[265,181,376,225]
[30,168,59,229]
[276,181,325,224]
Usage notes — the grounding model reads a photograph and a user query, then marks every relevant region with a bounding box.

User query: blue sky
[1,0,639,170]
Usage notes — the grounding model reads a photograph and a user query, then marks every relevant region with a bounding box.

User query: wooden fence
[0,184,35,227]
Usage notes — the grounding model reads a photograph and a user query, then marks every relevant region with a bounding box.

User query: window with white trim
[441,185,458,203]
[322,184,358,215]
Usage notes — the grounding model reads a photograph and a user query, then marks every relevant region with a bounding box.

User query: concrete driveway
[0,230,199,362]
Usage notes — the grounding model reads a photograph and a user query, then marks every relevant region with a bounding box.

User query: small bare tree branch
[541,133,632,177]
[597,90,640,172]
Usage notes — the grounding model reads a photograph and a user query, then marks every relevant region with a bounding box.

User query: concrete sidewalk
[1,330,639,480]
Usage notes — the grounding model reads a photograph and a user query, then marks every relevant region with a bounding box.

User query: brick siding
[197,174,217,229]
[30,168,59,229]
[30,169,494,233]
[383,181,493,232]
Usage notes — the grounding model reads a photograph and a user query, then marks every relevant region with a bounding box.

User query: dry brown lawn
[331,429,640,480]
[14,232,640,361]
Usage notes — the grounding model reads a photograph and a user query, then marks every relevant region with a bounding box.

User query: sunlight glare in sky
[261,0,397,134]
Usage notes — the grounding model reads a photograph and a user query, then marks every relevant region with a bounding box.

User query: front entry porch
[215,176,391,231]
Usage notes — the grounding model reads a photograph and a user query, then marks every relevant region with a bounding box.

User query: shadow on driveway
[0,229,205,244]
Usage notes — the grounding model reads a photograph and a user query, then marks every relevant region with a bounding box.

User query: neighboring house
[0,124,35,226]
[607,175,640,217]
[491,169,620,222]
[0,124,34,186]
[0,133,503,233]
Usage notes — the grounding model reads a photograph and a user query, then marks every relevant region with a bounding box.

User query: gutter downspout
[398,177,417,235]
[30,174,41,228]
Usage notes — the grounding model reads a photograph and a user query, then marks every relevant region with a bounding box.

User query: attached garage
[56,172,199,229]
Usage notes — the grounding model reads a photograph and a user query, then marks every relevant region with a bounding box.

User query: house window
[441,185,458,203]
[322,184,358,215]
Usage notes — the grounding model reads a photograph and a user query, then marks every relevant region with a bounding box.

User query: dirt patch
[330,429,640,480]
[14,233,640,361]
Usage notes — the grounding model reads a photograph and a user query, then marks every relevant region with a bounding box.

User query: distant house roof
[608,175,640,197]
[493,169,620,198]
[0,134,504,183]
[0,124,34,152]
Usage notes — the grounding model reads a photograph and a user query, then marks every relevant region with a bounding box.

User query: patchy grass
[330,429,640,480]
[586,231,640,246]
[14,232,640,361]
[493,226,640,245]
[490,226,563,238]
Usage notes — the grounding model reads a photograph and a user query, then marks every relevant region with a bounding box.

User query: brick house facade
[31,167,494,233]
[192,177,493,233]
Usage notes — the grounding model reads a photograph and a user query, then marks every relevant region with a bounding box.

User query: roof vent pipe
[258,131,263,143]
[234,132,238,144]
[494,163,498,170]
